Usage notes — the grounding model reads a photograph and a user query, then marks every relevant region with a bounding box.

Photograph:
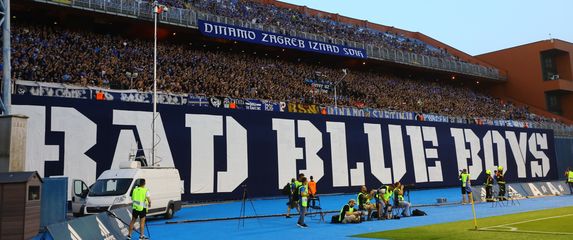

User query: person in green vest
[565,168,573,194]
[485,170,494,202]
[496,166,506,201]
[375,184,394,220]
[297,177,309,228]
[393,182,410,217]
[459,169,471,204]
[128,179,151,240]
[339,199,361,223]
[357,185,376,220]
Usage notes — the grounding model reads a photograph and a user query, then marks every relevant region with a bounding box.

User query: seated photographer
[393,182,411,217]
[339,199,361,223]
[357,185,376,220]
[375,185,393,220]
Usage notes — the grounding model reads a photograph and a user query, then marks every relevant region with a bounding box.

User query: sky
[279,0,573,56]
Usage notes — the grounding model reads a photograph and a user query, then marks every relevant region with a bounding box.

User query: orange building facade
[477,39,573,121]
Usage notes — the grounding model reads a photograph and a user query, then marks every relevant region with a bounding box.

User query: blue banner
[198,19,368,59]
[12,95,557,202]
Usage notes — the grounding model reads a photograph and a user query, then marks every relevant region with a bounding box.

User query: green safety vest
[383,187,393,201]
[295,180,302,188]
[568,171,573,183]
[357,192,370,206]
[299,185,309,207]
[394,189,404,202]
[132,187,148,211]
[460,173,470,187]
[338,204,354,222]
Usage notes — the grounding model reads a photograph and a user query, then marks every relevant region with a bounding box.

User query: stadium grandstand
[1,0,573,240]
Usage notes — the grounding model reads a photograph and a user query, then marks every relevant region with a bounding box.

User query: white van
[72,161,183,218]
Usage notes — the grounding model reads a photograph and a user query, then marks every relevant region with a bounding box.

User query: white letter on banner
[364,123,392,184]
[186,114,222,194]
[51,107,97,200]
[217,117,248,192]
[528,133,550,177]
[451,128,482,179]
[527,183,543,196]
[11,105,60,178]
[204,22,213,33]
[423,127,443,182]
[113,110,175,168]
[483,130,507,173]
[388,125,407,183]
[406,126,442,183]
[327,122,365,186]
[297,120,325,183]
[506,131,527,178]
[273,119,303,189]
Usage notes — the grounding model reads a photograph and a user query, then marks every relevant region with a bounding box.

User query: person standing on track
[297,177,309,228]
[496,166,506,201]
[128,179,151,240]
[566,168,573,194]
[485,170,494,202]
[459,169,471,204]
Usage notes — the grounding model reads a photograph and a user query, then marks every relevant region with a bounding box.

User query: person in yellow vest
[393,182,410,217]
[459,169,471,204]
[485,170,495,202]
[565,168,573,194]
[297,177,309,228]
[375,184,394,220]
[128,179,151,240]
[339,199,361,223]
[357,185,376,220]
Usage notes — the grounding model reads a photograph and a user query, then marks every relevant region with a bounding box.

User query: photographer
[375,185,393,220]
[393,182,411,217]
[338,199,361,223]
[357,185,376,220]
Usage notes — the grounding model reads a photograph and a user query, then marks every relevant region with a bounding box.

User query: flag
[154,5,168,14]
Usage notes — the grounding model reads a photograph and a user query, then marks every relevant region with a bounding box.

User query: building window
[28,186,40,201]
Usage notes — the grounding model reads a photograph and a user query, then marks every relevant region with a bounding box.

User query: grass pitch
[355,206,573,240]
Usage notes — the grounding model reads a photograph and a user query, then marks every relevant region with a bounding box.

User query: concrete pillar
[0,115,28,172]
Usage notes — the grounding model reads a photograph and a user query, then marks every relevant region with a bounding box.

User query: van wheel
[165,204,174,219]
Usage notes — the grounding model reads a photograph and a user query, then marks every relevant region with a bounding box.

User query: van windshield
[88,178,133,197]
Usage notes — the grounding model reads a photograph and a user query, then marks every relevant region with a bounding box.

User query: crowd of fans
[147,0,457,59]
[9,21,532,121]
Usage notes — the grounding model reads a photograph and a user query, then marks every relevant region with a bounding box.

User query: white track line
[480,213,573,233]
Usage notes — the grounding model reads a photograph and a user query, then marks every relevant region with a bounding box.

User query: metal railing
[36,0,504,80]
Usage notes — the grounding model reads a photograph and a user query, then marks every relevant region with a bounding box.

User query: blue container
[41,177,68,227]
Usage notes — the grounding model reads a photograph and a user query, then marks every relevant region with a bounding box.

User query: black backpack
[412,209,427,216]
[282,183,291,195]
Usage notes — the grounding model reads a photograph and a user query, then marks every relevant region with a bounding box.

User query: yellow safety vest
[132,187,148,211]
[300,185,308,207]
[339,204,354,222]
[568,171,573,183]
[461,173,470,187]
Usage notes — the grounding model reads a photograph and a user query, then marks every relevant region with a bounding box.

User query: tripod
[238,184,260,229]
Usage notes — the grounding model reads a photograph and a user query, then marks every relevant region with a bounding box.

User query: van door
[72,179,89,217]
